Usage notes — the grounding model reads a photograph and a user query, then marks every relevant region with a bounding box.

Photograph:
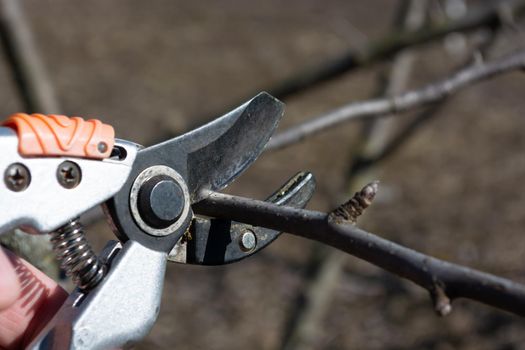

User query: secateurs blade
[0,92,318,349]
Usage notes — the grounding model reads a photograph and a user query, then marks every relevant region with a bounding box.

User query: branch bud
[329,181,379,224]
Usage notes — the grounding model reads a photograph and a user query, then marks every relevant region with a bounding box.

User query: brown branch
[0,0,61,279]
[281,4,430,349]
[350,103,445,174]
[264,0,525,101]
[351,27,500,175]
[281,9,503,345]
[170,0,525,137]
[194,191,525,317]
[0,0,59,113]
[267,47,525,151]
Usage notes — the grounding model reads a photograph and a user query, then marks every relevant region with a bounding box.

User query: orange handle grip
[2,113,115,159]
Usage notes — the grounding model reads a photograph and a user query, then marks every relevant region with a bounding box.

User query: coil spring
[50,219,106,290]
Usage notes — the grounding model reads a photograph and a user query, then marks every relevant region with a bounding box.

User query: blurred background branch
[172,0,525,135]
[0,0,58,113]
[280,1,429,348]
[239,0,525,102]
[0,0,60,280]
[267,46,525,151]
[276,2,506,348]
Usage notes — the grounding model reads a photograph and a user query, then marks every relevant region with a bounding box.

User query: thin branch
[350,103,445,174]
[282,4,432,348]
[345,1,430,178]
[264,0,525,101]
[281,247,346,350]
[267,47,525,151]
[281,182,380,349]
[351,27,500,175]
[282,14,504,346]
[0,0,61,279]
[169,0,525,137]
[281,4,428,347]
[194,191,525,317]
[0,0,59,113]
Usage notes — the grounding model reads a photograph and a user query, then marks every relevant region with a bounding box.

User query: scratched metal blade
[185,92,284,201]
[105,92,283,251]
[139,92,284,203]
[168,171,316,264]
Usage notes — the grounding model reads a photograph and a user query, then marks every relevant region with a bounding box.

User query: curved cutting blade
[139,92,284,203]
[105,92,284,251]
[168,171,316,265]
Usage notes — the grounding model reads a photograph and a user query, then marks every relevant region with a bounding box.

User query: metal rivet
[138,176,185,229]
[4,163,31,192]
[240,230,257,252]
[97,141,108,153]
[57,161,82,189]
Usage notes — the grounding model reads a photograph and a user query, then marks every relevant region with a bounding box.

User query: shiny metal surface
[105,92,283,252]
[28,240,167,350]
[0,127,138,234]
[50,220,106,290]
[129,165,191,237]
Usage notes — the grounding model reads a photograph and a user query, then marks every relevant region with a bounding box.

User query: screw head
[138,175,185,229]
[4,163,31,192]
[240,230,257,252]
[57,161,82,189]
[97,141,108,154]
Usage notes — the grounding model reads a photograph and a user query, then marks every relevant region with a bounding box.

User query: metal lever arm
[28,240,166,350]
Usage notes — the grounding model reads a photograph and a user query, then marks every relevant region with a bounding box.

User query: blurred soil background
[1,0,525,349]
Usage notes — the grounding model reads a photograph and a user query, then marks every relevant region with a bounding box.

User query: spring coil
[50,219,106,290]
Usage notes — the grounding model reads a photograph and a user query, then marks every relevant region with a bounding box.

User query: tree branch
[267,47,525,151]
[350,103,445,174]
[194,191,525,317]
[0,0,61,279]
[282,3,431,349]
[351,22,500,177]
[170,0,525,137]
[0,0,59,113]
[264,0,525,101]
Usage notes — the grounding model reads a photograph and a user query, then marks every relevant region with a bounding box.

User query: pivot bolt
[138,175,185,229]
[57,161,82,189]
[240,230,257,252]
[4,163,31,192]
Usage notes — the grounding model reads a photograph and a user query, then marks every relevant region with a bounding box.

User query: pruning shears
[0,92,316,349]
